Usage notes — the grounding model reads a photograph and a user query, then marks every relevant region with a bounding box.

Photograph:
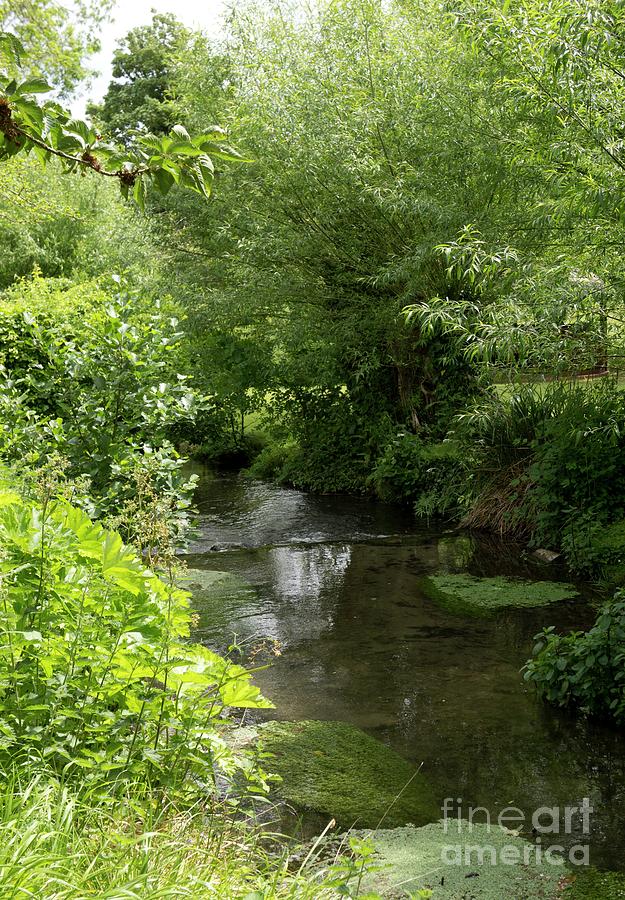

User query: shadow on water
[184,465,625,868]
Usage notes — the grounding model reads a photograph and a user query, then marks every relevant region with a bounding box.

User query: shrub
[524,594,625,724]
[455,384,571,536]
[0,273,108,418]
[459,381,625,570]
[370,432,471,519]
[0,277,202,538]
[245,440,302,483]
[271,388,394,493]
[527,382,625,563]
[0,490,271,790]
[370,433,431,503]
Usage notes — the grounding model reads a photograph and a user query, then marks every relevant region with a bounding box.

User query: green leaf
[133,176,146,211]
[171,123,190,141]
[19,631,43,642]
[16,78,52,95]
[153,167,175,195]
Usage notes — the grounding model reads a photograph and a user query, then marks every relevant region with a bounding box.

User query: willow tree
[150,0,552,487]
[438,0,625,375]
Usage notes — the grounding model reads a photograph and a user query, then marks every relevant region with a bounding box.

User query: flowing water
[184,466,625,868]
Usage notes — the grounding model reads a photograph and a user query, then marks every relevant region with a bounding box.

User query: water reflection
[184,470,625,868]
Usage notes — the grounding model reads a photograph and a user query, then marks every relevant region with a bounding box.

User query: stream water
[184,466,625,869]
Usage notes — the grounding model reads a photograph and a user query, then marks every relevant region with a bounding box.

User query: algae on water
[359,822,565,899]
[419,573,579,616]
[259,719,438,829]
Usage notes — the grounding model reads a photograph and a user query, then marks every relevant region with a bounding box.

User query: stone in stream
[418,573,579,616]
[179,567,252,598]
[533,548,562,563]
[353,822,565,898]
[249,719,439,829]
[179,568,256,632]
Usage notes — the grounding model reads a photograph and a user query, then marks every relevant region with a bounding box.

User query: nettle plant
[0,489,272,789]
[0,31,244,208]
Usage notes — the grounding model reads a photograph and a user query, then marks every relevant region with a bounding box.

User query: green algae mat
[259,720,438,829]
[358,822,566,898]
[419,573,579,616]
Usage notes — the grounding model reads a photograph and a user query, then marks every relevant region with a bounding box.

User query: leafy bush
[524,595,625,724]
[0,273,108,417]
[564,519,625,586]
[459,382,625,570]
[370,432,471,518]
[270,388,394,493]
[0,276,201,538]
[527,383,625,569]
[0,489,271,789]
[245,440,302,483]
[455,385,570,536]
[370,433,432,503]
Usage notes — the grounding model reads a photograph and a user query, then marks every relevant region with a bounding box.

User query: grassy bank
[0,775,354,898]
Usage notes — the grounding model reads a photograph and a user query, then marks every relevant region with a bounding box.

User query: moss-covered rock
[562,868,625,899]
[419,573,579,616]
[358,822,564,898]
[259,720,438,828]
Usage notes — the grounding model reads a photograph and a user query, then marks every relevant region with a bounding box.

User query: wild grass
[0,774,352,899]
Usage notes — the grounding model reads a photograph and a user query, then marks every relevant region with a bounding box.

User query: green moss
[563,869,625,899]
[419,573,579,616]
[259,720,438,828]
[358,822,564,898]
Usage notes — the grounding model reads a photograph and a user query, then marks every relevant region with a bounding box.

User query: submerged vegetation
[1,0,625,893]
[358,823,565,899]
[419,574,580,616]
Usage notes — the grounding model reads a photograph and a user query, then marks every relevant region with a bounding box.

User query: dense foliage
[6,0,625,891]
[0,276,201,542]
[525,596,625,725]
[0,488,270,787]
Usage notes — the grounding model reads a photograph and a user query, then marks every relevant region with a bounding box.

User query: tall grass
[0,774,351,899]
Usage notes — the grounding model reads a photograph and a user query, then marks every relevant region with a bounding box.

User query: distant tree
[89,13,192,140]
[0,0,113,96]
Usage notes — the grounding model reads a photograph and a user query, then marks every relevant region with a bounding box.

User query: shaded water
[185,467,625,868]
